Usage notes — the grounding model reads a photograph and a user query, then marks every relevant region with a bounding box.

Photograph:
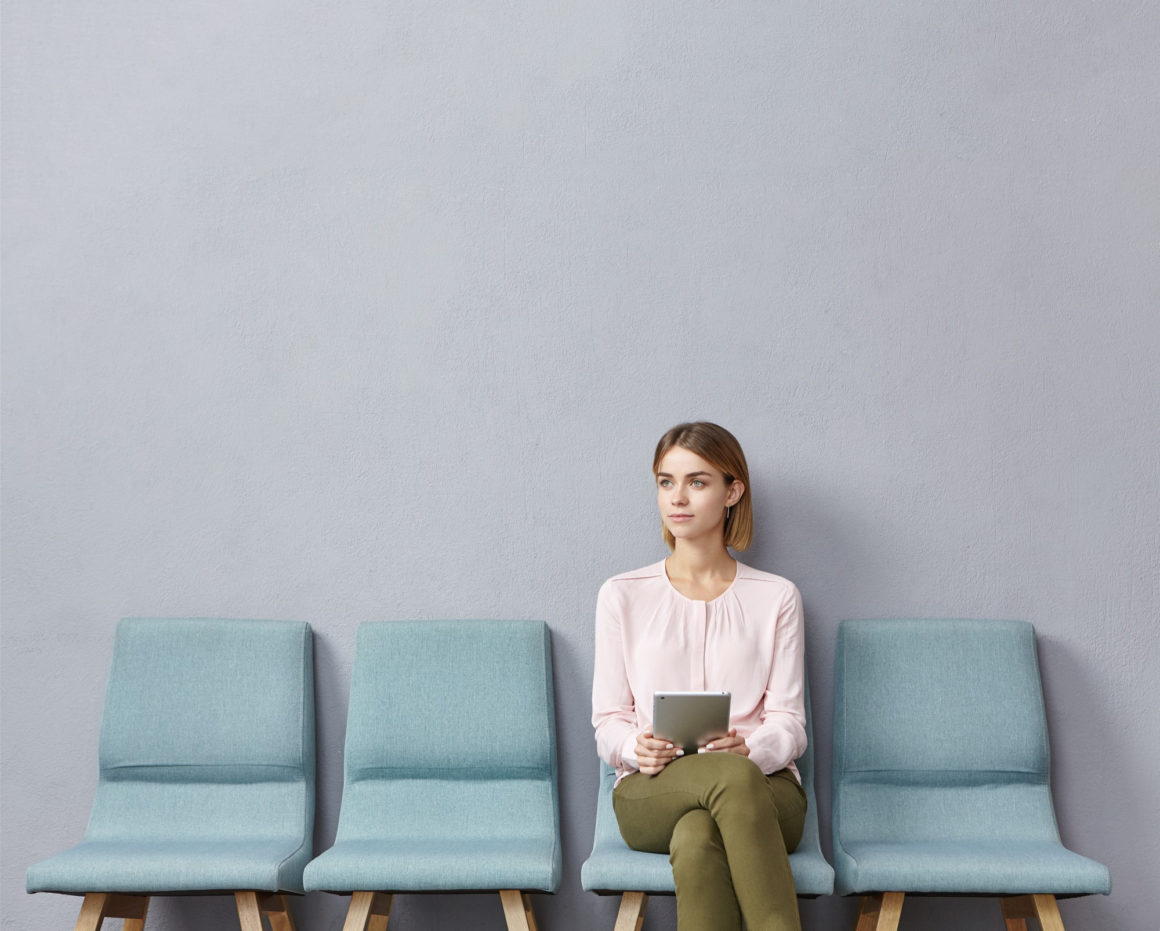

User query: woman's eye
[692,480,704,488]
[659,479,671,488]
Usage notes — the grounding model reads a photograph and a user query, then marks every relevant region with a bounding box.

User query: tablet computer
[653,691,731,751]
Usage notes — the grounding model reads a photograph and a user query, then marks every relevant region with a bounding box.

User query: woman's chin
[667,524,722,544]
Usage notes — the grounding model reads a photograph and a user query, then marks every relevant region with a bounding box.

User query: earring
[726,506,732,521]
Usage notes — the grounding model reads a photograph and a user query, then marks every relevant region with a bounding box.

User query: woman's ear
[727,481,745,507]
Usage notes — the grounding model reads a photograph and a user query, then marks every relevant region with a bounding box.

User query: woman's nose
[671,485,688,504]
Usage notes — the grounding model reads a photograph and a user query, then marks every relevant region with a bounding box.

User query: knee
[696,751,779,816]
[669,810,722,876]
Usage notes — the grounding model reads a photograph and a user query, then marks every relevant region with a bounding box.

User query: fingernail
[665,743,673,749]
[705,744,714,750]
[697,748,706,754]
[675,749,684,756]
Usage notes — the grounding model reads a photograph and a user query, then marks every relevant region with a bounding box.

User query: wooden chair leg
[613,892,648,931]
[499,890,539,931]
[110,895,149,931]
[75,894,110,931]
[342,892,393,931]
[855,892,905,931]
[75,893,150,931]
[1001,893,1066,931]
[367,899,392,931]
[236,892,267,931]
[1001,895,1035,930]
[258,893,296,931]
[1031,894,1066,931]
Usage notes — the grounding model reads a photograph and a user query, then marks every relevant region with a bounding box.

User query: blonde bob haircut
[652,421,753,552]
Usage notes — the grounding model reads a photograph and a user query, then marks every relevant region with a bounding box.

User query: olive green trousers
[612,752,806,931]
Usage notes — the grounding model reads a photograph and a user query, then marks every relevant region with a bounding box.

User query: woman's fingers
[699,728,750,756]
[637,729,683,754]
[638,729,680,751]
[637,743,683,759]
[635,728,684,773]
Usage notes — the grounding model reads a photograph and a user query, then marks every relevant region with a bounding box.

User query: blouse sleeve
[591,580,640,771]
[745,582,807,775]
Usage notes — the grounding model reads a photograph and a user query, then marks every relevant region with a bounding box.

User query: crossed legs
[612,753,806,931]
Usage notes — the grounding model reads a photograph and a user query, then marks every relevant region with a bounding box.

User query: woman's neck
[665,544,737,602]
[666,541,736,585]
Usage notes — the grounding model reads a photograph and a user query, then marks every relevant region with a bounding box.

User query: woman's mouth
[668,514,693,522]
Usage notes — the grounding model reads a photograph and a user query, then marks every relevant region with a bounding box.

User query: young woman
[592,422,807,931]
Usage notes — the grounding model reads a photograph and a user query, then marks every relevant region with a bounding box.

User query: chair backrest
[833,619,1059,846]
[87,618,315,845]
[335,620,559,843]
[792,675,825,857]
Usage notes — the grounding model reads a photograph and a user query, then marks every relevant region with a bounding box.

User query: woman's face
[655,446,744,546]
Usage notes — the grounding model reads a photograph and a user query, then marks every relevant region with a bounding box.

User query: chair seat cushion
[26,837,310,894]
[836,840,1112,896]
[580,841,676,894]
[580,842,834,897]
[303,837,560,893]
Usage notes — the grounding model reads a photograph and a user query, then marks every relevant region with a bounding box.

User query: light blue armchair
[832,619,1110,930]
[581,678,834,929]
[26,618,315,930]
[303,619,561,931]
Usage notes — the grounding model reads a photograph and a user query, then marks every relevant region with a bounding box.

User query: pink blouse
[592,560,806,784]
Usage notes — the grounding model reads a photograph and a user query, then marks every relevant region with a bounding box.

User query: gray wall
[3,1,1157,929]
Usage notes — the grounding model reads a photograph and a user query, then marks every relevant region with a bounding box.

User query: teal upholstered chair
[832,619,1110,930]
[26,618,315,930]
[304,620,561,931]
[581,678,834,929]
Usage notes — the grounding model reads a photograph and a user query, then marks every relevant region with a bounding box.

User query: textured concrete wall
[3,1,1158,929]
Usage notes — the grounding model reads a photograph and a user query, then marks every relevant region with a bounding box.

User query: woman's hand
[698,728,750,757]
[635,728,684,775]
